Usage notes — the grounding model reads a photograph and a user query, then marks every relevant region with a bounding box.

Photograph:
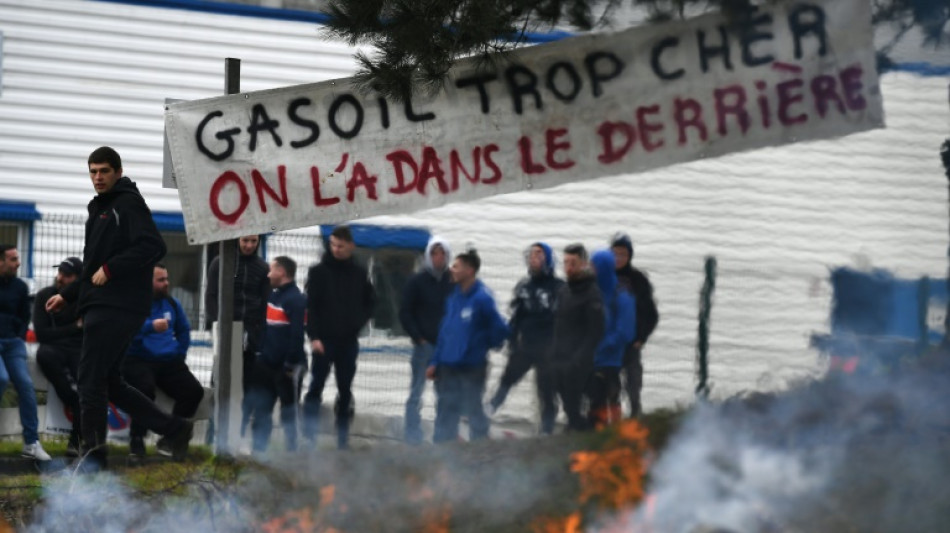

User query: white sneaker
[22,441,52,462]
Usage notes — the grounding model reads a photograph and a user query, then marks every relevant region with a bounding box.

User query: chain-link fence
[24,214,710,438]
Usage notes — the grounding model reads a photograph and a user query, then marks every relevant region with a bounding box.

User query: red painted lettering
[596,121,636,164]
[839,65,867,111]
[545,128,575,170]
[417,146,450,194]
[673,98,708,145]
[714,85,750,136]
[251,165,288,213]
[209,171,249,225]
[386,150,419,194]
[518,136,546,174]
[309,166,340,207]
[450,147,482,190]
[482,144,502,184]
[636,105,665,152]
[810,74,845,118]
[346,162,378,202]
[776,78,807,125]
[755,81,772,129]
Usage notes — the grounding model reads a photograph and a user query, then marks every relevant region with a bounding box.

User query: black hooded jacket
[33,285,83,350]
[204,242,270,340]
[306,252,376,342]
[615,264,659,344]
[509,271,565,353]
[61,177,166,316]
[551,272,605,371]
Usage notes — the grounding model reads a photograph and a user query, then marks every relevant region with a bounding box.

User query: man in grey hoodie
[399,237,453,444]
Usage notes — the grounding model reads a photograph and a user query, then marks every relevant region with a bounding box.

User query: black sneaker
[161,420,194,461]
[66,431,81,458]
[155,437,171,457]
[128,437,146,465]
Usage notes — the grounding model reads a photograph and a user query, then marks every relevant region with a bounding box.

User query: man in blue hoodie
[427,249,508,443]
[122,264,204,461]
[399,237,453,444]
[589,250,636,429]
[248,256,306,453]
[489,242,564,434]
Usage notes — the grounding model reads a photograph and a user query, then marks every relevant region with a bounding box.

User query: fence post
[213,57,240,456]
[696,255,717,400]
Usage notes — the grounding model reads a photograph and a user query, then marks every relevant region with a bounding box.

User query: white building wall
[1,0,948,414]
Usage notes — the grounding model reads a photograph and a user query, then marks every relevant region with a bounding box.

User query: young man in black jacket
[399,236,453,444]
[610,233,659,418]
[204,234,270,435]
[33,256,85,456]
[46,147,193,469]
[488,242,564,434]
[551,244,605,432]
[248,256,306,453]
[304,225,376,449]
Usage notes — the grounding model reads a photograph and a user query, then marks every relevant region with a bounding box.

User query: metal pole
[214,57,240,455]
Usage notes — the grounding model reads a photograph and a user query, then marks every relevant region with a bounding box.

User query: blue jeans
[404,342,433,443]
[433,364,489,443]
[0,338,39,443]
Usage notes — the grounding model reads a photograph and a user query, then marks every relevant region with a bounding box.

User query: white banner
[166,0,883,245]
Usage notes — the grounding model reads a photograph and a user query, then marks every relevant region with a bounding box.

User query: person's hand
[633,341,644,350]
[426,365,437,380]
[45,295,65,313]
[76,317,83,328]
[152,318,170,333]
[311,339,324,355]
[92,267,109,286]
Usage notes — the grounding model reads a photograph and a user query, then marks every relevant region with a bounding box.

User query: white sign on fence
[165,0,883,245]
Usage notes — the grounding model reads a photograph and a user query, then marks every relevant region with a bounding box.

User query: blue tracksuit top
[431,279,509,368]
[126,297,191,361]
[592,250,636,368]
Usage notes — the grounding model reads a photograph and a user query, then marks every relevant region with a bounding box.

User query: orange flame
[259,484,340,533]
[531,511,582,533]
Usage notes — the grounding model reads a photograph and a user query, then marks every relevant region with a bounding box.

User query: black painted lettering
[505,65,542,115]
[404,95,436,122]
[650,37,685,80]
[698,26,732,73]
[545,61,582,102]
[788,4,827,59]
[584,51,625,97]
[739,11,775,67]
[455,73,498,114]
[247,104,282,152]
[327,94,364,140]
[288,98,320,149]
[196,110,240,162]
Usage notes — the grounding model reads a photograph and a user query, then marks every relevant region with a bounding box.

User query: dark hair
[273,256,297,280]
[563,243,588,261]
[154,262,167,271]
[331,225,354,243]
[0,244,16,259]
[88,146,122,173]
[456,248,481,273]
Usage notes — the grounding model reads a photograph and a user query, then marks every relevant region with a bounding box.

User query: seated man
[33,257,85,456]
[122,263,204,460]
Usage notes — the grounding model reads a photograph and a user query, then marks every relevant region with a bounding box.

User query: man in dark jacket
[610,232,659,418]
[0,245,50,461]
[204,234,269,435]
[427,248,509,443]
[248,256,306,453]
[47,147,193,469]
[551,244,605,432]
[123,264,204,462]
[488,242,564,434]
[33,256,85,456]
[399,236,453,444]
[304,225,376,449]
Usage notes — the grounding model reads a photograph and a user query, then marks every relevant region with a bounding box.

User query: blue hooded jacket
[591,250,636,368]
[126,297,190,361]
[431,279,509,368]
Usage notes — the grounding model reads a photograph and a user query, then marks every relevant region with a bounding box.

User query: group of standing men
[401,235,658,443]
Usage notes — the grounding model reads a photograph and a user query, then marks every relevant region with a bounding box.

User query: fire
[258,485,339,533]
[531,419,651,533]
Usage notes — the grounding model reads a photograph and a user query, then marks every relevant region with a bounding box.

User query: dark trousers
[36,344,81,435]
[247,362,299,452]
[494,349,558,434]
[622,346,643,417]
[239,326,262,435]
[303,338,358,444]
[587,367,622,428]
[554,363,590,432]
[79,307,183,465]
[433,364,490,443]
[122,356,204,441]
